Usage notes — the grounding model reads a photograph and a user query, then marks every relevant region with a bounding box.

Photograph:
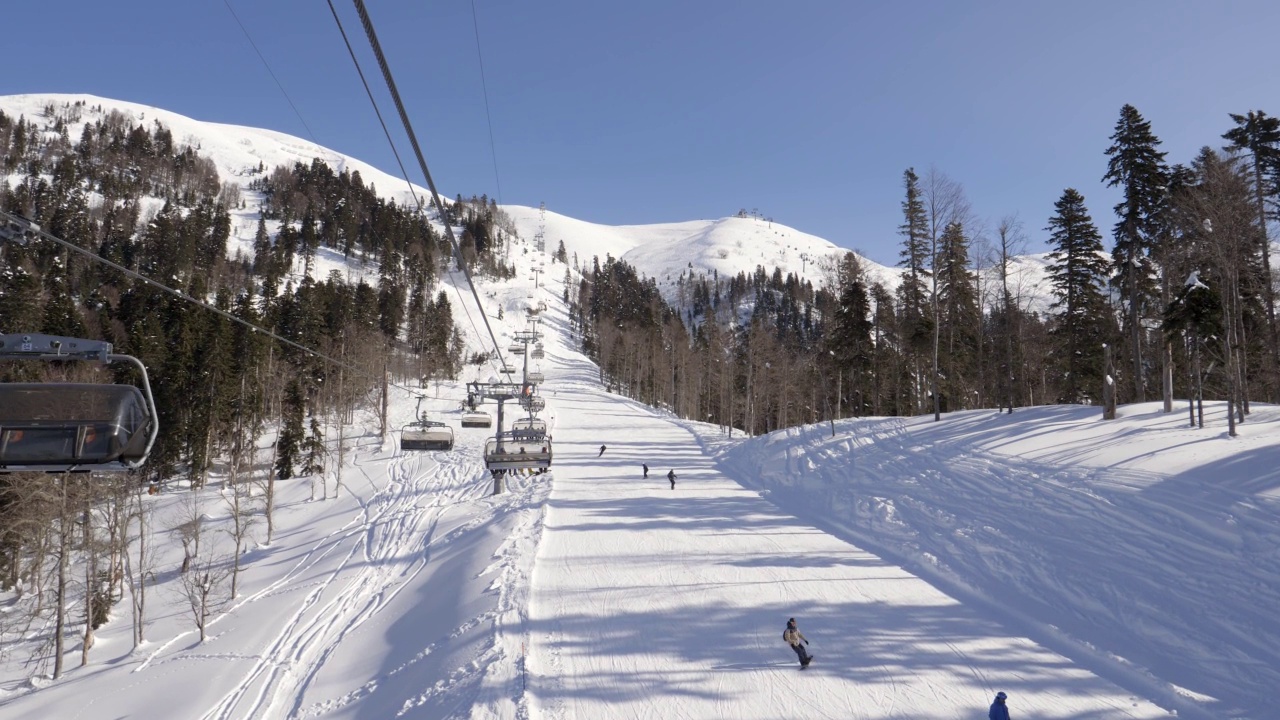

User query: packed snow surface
[3,255,1277,719]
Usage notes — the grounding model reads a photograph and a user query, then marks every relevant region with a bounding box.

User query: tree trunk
[53,477,69,679]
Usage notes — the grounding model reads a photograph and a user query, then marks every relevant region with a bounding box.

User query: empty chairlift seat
[400,421,454,451]
[525,370,545,384]
[460,410,493,428]
[0,383,153,471]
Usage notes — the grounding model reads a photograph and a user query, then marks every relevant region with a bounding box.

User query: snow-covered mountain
[1,93,1060,315]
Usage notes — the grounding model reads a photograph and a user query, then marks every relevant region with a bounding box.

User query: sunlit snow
[1,93,1276,720]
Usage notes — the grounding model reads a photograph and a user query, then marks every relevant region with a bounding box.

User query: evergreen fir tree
[301,416,326,477]
[935,221,981,409]
[40,269,86,338]
[896,168,932,409]
[825,253,873,415]
[275,380,305,480]
[1045,189,1113,403]
[0,250,42,335]
[1104,104,1168,402]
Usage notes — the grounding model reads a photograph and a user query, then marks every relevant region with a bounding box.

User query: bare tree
[170,490,227,642]
[994,216,1028,412]
[224,446,257,599]
[923,167,972,420]
[178,555,231,643]
[122,481,155,648]
[172,490,205,576]
[1179,148,1259,435]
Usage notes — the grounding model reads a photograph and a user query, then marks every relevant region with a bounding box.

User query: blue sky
[8,1,1279,265]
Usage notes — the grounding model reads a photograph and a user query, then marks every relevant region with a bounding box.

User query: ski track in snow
[194,446,472,720]
[701,411,1278,718]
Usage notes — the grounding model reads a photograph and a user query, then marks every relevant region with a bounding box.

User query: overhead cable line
[222,0,320,145]
[471,0,505,207]
[347,0,509,371]
[325,0,503,380]
[222,0,496,386]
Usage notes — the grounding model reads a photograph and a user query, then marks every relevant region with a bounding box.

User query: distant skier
[643,463,649,478]
[783,617,811,668]
[598,444,607,457]
[667,469,676,489]
[988,691,1010,720]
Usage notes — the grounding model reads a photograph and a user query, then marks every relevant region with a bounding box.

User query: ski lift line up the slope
[0,333,158,474]
[341,0,518,379]
[468,380,553,474]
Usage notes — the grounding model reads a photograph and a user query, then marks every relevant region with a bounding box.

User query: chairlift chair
[525,371,545,385]
[0,333,158,473]
[520,395,546,413]
[509,343,525,355]
[461,409,493,428]
[400,419,454,451]
[530,344,545,360]
[400,396,454,451]
[483,432,552,472]
[510,417,547,442]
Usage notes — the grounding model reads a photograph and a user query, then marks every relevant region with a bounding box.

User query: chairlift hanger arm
[0,333,112,362]
[0,212,40,245]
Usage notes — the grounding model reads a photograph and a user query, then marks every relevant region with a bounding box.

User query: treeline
[576,105,1280,438]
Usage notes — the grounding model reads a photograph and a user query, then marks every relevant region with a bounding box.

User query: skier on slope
[643,463,649,478]
[598,444,607,457]
[667,469,676,489]
[988,691,1010,720]
[783,617,812,668]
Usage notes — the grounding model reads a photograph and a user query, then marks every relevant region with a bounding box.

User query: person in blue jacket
[988,691,1010,720]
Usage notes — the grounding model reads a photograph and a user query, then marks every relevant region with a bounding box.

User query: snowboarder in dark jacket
[988,691,1009,720]
[667,469,676,489]
[643,463,649,478]
[783,617,811,667]
[598,445,607,457]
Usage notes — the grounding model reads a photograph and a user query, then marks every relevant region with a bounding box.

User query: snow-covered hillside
[2,242,1277,718]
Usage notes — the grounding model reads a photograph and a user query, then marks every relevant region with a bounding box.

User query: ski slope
[4,213,1280,717]
[7,254,1276,718]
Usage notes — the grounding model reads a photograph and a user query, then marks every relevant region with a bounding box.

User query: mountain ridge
[1,92,1060,313]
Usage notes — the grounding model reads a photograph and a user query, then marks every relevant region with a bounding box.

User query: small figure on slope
[668,469,676,489]
[598,444,607,457]
[643,463,649,478]
[783,617,811,668]
[988,691,1010,720]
